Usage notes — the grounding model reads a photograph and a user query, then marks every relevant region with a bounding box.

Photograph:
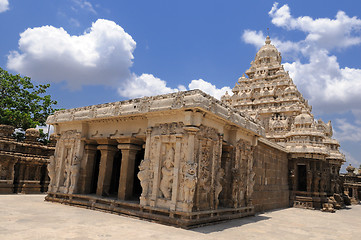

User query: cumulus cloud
[269,2,361,50]
[118,73,186,98]
[334,119,361,142]
[0,0,9,13]
[188,79,232,100]
[118,74,230,100]
[7,19,136,89]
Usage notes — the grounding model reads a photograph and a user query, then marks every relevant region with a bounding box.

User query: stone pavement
[0,194,360,240]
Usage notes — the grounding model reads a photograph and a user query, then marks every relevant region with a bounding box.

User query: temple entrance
[109,150,122,196]
[297,165,307,191]
[132,149,144,201]
[90,150,101,194]
[13,162,21,193]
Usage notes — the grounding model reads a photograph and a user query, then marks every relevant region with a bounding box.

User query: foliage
[0,67,58,130]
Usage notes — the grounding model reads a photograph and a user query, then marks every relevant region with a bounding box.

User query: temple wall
[0,125,55,194]
[252,140,289,212]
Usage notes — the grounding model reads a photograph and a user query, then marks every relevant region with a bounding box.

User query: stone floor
[0,194,360,240]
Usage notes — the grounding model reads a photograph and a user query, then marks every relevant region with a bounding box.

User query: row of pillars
[79,140,143,200]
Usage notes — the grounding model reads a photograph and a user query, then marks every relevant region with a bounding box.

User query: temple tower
[222,36,345,208]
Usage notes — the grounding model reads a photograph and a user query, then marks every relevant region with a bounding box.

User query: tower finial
[265,28,271,44]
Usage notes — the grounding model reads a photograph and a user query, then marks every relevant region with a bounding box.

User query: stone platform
[45,192,254,228]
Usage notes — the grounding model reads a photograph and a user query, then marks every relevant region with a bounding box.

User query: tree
[0,67,58,130]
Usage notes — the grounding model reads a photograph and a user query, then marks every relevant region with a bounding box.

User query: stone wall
[252,139,289,212]
[0,125,55,194]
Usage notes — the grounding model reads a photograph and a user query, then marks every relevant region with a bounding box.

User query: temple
[45,37,346,228]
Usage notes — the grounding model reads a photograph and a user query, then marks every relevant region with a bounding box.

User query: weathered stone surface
[0,125,55,194]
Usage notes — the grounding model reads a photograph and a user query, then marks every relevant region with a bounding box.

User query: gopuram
[45,36,346,228]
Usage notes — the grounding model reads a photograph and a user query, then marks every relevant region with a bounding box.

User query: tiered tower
[222,36,345,208]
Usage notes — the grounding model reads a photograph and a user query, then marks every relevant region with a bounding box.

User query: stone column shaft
[96,145,117,196]
[80,144,97,194]
[117,144,141,200]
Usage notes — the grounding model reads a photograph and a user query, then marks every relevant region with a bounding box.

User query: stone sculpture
[138,159,151,197]
[183,162,197,203]
[160,147,174,199]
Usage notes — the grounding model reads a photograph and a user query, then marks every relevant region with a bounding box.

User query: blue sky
[1,0,361,172]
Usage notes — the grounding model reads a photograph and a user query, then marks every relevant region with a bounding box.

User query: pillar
[79,144,97,194]
[117,143,141,200]
[96,145,118,196]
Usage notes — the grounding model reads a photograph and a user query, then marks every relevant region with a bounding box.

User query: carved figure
[137,159,150,197]
[69,155,80,193]
[215,168,225,208]
[159,147,174,199]
[47,156,56,191]
[183,162,197,203]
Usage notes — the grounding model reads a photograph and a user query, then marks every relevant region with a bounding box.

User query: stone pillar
[79,144,97,194]
[96,145,118,196]
[170,135,182,210]
[117,143,141,200]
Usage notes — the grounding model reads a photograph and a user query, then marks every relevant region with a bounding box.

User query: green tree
[0,67,58,130]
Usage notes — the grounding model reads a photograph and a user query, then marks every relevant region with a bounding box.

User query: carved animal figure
[137,159,150,197]
[183,162,197,203]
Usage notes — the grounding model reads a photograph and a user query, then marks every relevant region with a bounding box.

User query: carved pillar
[150,136,162,207]
[96,145,118,196]
[117,143,141,200]
[79,144,97,194]
[170,135,182,210]
[140,128,152,206]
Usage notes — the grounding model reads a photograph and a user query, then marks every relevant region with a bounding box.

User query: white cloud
[72,0,96,14]
[334,119,361,142]
[117,75,230,100]
[188,79,232,100]
[0,0,9,13]
[341,150,361,172]
[269,2,361,50]
[118,73,186,98]
[242,29,301,59]
[7,19,136,89]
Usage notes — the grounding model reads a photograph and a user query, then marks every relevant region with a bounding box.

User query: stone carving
[0,162,8,180]
[160,147,174,199]
[69,155,80,194]
[138,159,151,197]
[47,156,56,192]
[232,167,241,208]
[215,168,225,209]
[183,162,198,203]
[152,122,185,136]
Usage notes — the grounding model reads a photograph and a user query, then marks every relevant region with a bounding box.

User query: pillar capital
[117,143,142,151]
[97,144,118,152]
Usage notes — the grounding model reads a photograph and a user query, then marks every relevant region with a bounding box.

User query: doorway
[109,150,122,196]
[297,165,307,191]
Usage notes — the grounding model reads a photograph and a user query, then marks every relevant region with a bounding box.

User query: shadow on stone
[192,214,270,234]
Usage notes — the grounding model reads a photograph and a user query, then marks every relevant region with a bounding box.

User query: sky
[1,0,360,172]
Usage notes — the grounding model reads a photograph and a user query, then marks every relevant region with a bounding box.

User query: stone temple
[45,37,346,228]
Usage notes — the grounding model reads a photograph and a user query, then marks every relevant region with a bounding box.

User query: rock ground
[0,194,360,240]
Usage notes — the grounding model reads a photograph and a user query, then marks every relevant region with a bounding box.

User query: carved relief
[183,162,197,203]
[215,167,225,209]
[0,162,9,180]
[69,155,80,194]
[47,156,56,192]
[159,146,174,199]
[137,158,151,197]
[151,122,184,136]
